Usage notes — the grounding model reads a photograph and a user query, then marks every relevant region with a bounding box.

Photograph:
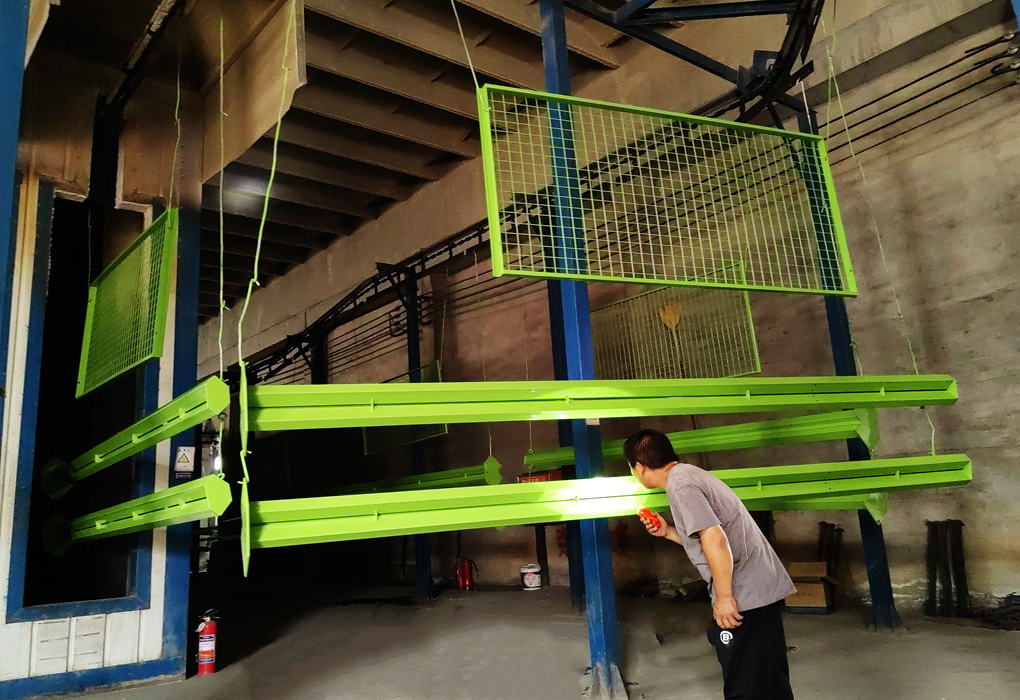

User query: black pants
[706,600,793,700]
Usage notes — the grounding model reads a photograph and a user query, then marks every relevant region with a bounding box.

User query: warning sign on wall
[175,446,196,474]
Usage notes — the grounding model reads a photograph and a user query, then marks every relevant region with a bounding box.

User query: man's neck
[656,461,679,488]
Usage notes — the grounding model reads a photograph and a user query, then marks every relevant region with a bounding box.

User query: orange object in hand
[637,508,662,529]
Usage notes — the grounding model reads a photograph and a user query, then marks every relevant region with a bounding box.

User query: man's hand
[638,510,670,537]
[713,593,743,630]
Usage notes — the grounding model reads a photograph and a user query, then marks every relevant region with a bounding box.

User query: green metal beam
[247,375,956,431]
[745,493,889,523]
[340,457,502,494]
[247,454,969,549]
[43,377,230,499]
[525,409,879,470]
[44,475,232,556]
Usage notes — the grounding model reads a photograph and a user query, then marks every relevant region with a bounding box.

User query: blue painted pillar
[165,205,202,663]
[798,110,900,629]
[538,2,626,696]
[404,270,432,601]
[0,0,29,424]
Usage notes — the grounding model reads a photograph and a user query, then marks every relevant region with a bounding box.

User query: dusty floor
[73,588,1018,700]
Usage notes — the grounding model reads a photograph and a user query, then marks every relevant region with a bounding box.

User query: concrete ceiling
[196,0,631,319]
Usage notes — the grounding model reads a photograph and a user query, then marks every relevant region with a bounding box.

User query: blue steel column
[539,2,626,696]
[404,271,432,601]
[0,0,29,425]
[164,205,202,665]
[798,110,900,629]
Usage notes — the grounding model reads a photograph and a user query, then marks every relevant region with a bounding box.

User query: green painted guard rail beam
[43,377,230,499]
[248,454,969,549]
[247,376,956,431]
[341,457,502,494]
[745,493,889,523]
[524,409,879,470]
[44,475,232,556]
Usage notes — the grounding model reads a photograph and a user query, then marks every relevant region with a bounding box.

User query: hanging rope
[167,52,182,210]
[448,0,482,92]
[822,4,937,455]
[235,2,297,482]
[217,16,226,380]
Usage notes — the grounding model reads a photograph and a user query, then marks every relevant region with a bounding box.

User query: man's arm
[699,524,743,629]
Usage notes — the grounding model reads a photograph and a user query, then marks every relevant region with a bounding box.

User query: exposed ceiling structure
[196,0,629,319]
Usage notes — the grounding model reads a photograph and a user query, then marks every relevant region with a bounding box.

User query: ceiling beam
[236,140,417,201]
[221,164,383,219]
[203,184,358,234]
[456,0,618,67]
[200,211,328,250]
[304,21,478,119]
[199,265,259,287]
[292,79,479,157]
[305,0,545,87]
[200,231,311,265]
[276,112,450,181]
[199,249,287,277]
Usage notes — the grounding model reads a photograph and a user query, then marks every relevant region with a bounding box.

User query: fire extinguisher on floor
[196,609,219,675]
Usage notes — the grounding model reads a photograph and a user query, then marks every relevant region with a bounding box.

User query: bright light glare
[213,455,223,472]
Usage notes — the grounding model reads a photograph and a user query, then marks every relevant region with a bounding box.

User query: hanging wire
[167,52,182,209]
[822,8,937,455]
[217,16,226,380]
[448,0,482,92]
[235,2,297,482]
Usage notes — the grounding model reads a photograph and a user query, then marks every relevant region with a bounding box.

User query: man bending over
[626,428,796,700]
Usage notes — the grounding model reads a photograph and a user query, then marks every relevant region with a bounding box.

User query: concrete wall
[199,2,1020,607]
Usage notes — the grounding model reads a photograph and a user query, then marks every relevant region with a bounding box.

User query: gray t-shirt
[665,463,795,612]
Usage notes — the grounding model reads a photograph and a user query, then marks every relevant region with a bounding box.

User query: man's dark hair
[624,429,679,470]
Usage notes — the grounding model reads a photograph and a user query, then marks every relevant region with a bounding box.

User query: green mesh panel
[478,85,856,296]
[592,281,760,380]
[76,209,178,397]
[362,361,448,455]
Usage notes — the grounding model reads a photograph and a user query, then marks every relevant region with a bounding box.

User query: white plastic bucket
[520,563,542,591]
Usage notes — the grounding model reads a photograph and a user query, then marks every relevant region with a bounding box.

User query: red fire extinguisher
[455,557,477,591]
[196,610,219,675]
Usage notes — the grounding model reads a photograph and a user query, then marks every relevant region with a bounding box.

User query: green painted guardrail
[44,474,232,556]
[524,409,879,470]
[245,454,969,551]
[340,457,502,494]
[43,377,229,499]
[247,375,956,431]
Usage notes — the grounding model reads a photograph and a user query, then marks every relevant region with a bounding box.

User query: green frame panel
[45,475,232,555]
[524,409,879,470]
[247,375,956,431]
[341,456,502,494]
[43,377,230,499]
[477,84,856,296]
[76,208,179,397]
[248,455,969,549]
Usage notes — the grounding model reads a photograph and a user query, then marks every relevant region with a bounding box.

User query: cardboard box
[785,561,836,614]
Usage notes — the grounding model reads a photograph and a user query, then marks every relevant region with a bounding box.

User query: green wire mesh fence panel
[76,209,178,397]
[478,85,855,295]
[362,361,448,455]
[592,282,760,380]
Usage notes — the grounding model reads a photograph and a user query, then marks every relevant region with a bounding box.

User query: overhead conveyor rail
[247,375,956,431]
[43,377,230,499]
[525,408,879,470]
[340,457,502,494]
[247,454,970,550]
[44,475,233,556]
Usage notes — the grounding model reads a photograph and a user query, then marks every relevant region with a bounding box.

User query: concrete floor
[74,588,1018,700]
